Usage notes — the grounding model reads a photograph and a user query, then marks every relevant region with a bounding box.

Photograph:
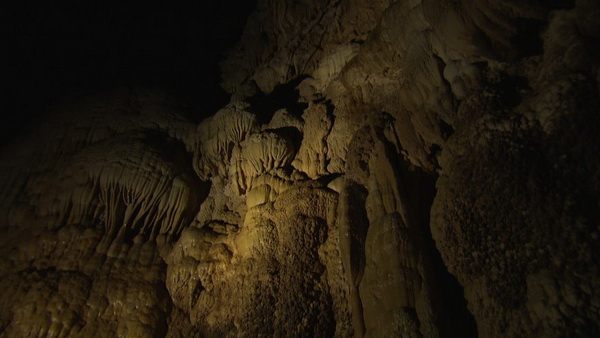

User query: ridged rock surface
[1,0,599,336]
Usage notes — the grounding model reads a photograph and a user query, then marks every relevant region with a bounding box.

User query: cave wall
[0,0,599,336]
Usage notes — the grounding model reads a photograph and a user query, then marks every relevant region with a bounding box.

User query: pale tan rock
[292,102,333,178]
[193,103,258,180]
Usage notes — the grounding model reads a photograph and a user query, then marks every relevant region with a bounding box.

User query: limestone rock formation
[1,0,599,337]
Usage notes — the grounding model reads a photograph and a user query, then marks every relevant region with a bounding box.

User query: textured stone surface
[1,0,599,336]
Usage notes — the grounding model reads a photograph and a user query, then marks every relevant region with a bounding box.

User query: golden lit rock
[0,0,599,336]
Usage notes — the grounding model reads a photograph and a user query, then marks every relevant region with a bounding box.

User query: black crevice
[439,119,455,140]
[428,144,442,170]
[408,168,479,338]
[488,75,530,109]
[511,18,545,59]
[266,126,303,154]
[245,75,309,124]
[537,0,575,10]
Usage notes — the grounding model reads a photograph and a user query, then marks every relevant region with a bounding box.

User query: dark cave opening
[511,18,545,59]
[487,74,530,109]
[1,0,258,145]
[245,76,309,124]
[439,119,455,140]
[402,161,478,337]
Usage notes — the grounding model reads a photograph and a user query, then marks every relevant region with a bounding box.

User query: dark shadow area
[407,168,479,338]
[338,180,371,291]
[0,0,258,145]
[488,75,530,109]
[267,126,303,154]
[541,0,576,10]
[512,18,544,59]
[153,281,172,338]
[378,118,477,336]
[439,119,455,140]
[245,76,309,124]
[316,173,343,187]
[428,144,442,170]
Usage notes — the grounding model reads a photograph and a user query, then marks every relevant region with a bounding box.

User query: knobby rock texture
[1,0,599,336]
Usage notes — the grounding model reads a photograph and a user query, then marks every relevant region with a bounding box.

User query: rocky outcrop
[0,0,599,336]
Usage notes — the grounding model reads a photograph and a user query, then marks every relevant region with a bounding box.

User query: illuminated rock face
[1,0,599,336]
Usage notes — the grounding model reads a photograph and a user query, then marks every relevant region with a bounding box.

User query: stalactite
[194,103,258,180]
